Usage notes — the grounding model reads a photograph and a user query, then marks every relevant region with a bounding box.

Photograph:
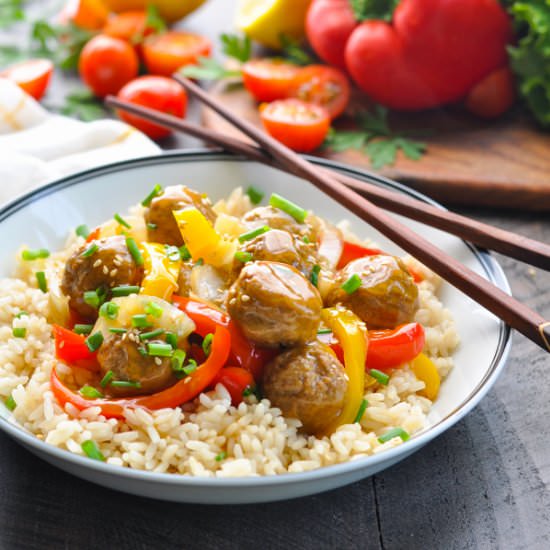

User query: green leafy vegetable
[221,33,252,62]
[349,0,400,22]
[59,89,106,122]
[180,56,241,80]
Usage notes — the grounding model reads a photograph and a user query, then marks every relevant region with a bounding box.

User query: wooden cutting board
[202,81,550,211]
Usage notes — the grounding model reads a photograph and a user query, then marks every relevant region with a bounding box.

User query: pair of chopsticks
[105,78,550,353]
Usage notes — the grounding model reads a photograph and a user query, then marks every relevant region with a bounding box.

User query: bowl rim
[0,149,512,488]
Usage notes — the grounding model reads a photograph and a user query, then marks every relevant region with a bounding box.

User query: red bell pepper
[50,325,231,418]
[213,366,256,406]
[337,241,383,269]
[52,325,99,371]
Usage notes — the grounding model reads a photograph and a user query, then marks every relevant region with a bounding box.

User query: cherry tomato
[142,31,212,76]
[289,65,351,119]
[116,76,188,139]
[103,10,155,46]
[58,0,109,30]
[259,99,330,153]
[465,66,516,119]
[79,34,139,97]
[242,58,301,102]
[0,59,54,101]
[213,367,256,406]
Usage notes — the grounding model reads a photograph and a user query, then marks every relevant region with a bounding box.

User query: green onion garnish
[137,346,147,356]
[114,213,131,228]
[81,440,105,461]
[12,327,26,338]
[370,369,390,386]
[131,314,151,329]
[144,301,163,318]
[100,370,114,387]
[85,331,104,352]
[303,236,310,244]
[79,385,103,399]
[341,274,362,294]
[109,327,127,334]
[165,245,181,262]
[22,248,50,261]
[377,427,410,444]
[74,324,94,335]
[202,333,213,356]
[36,271,48,293]
[81,243,98,258]
[139,328,165,341]
[111,285,140,297]
[110,380,141,389]
[4,394,16,411]
[179,245,191,261]
[126,237,144,266]
[147,222,157,230]
[238,225,270,243]
[269,193,307,223]
[195,258,204,266]
[141,184,163,206]
[310,265,321,287]
[246,186,264,205]
[215,451,227,462]
[234,251,253,263]
[99,301,119,320]
[183,359,197,375]
[75,224,90,239]
[15,311,29,318]
[84,290,101,309]
[317,328,332,335]
[165,332,177,349]
[353,399,369,423]
[171,349,187,372]
[242,386,253,397]
[147,342,173,357]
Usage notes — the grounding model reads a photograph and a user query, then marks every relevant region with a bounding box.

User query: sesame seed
[93,259,102,268]
[102,265,109,275]
[110,269,118,277]
[229,298,237,306]
[154,357,162,366]
[241,294,250,302]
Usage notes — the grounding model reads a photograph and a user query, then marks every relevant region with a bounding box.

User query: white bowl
[0,151,511,504]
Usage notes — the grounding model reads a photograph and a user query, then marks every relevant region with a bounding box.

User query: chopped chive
[139,328,165,341]
[246,186,264,205]
[85,331,104,352]
[144,301,163,318]
[81,440,105,461]
[171,349,187,372]
[269,193,307,223]
[83,290,101,309]
[15,311,29,318]
[317,328,332,335]
[147,222,157,230]
[377,427,410,444]
[100,370,114,388]
[165,245,181,262]
[165,332,177,349]
[79,385,103,399]
[341,273,362,294]
[195,258,204,266]
[114,213,131,228]
[310,264,321,287]
[303,236,310,244]
[99,301,119,320]
[242,386,253,397]
[126,237,144,266]
[183,359,197,375]
[36,271,48,293]
[202,333,213,356]
[80,243,98,258]
[73,324,93,335]
[132,314,151,329]
[12,327,26,338]
[137,346,147,357]
[75,224,90,239]
[370,369,390,386]
[141,184,163,206]
[353,399,369,423]
[238,225,270,243]
[179,245,191,261]
[215,451,227,462]
[111,285,140,297]
[147,342,173,357]
[234,251,253,263]
[4,394,16,411]
[21,248,50,261]
[109,327,127,334]
[111,380,141,389]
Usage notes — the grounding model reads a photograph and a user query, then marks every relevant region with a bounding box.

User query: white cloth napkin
[0,78,161,205]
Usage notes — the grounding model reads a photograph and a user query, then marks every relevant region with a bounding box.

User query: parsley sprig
[131,4,166,44]
[350,0,400,22]
[0,0,24,29]
[280,34,315,66]
[324,105,427,169]
[58,89,106,121]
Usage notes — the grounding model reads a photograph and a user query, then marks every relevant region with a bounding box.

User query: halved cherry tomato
[58,0,109,30]
[259,99,330,153]
[116,76,188,139]
[0,59,54,101]
[142,31,212,76]
[103,10,156,50]
[337,241,383,269]
[79,34,139,97]
[242,58,301,102]
[213,366,256,406]
[289,65,351,119]
[52,324,99,371]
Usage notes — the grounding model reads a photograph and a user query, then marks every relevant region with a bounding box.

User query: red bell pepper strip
[52,324,99,371]
[213,366,256,406]
[50,325,231,418]
[85,227,100,243]
[337,241,383,269]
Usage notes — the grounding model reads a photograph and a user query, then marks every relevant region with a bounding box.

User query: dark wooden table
[1,2,549,549]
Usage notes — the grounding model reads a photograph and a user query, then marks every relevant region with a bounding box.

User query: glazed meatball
[97,332,176,396]
[242,206,316,242]
[144,185,216,246]
[326,255,418,329]
[61,235,143,319]
[226,261,322,348]
[263,341,347,435]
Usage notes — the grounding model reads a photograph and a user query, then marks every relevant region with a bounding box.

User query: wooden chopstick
[105,95,550,271]
[171,75,550,352]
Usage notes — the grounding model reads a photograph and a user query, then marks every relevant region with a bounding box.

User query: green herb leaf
[0,0,24,29]
[365,140,398,169]
[280,34,315,66]
[31,20,57,51]
[180,56,241,81]
[60,89,105,122]
[144,4,166,33]
[349,0,400,22]
[221,33,251,62]
[323,128,371,152]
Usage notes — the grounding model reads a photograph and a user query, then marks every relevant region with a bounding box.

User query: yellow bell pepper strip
[321,306,368,434]
[173,207,236,268]
[140,242,180,301]
[411,353,440,400]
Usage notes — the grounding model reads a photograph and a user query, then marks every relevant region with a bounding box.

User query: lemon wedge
[235,0,312,50]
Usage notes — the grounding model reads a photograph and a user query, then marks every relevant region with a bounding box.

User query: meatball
[226,261,322,348]
[326,255,418,329]
[144,185,216,245]
[97,332,176,396]
[242,206,316,242]
[263,341,347,435]
[61,235,143,319]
